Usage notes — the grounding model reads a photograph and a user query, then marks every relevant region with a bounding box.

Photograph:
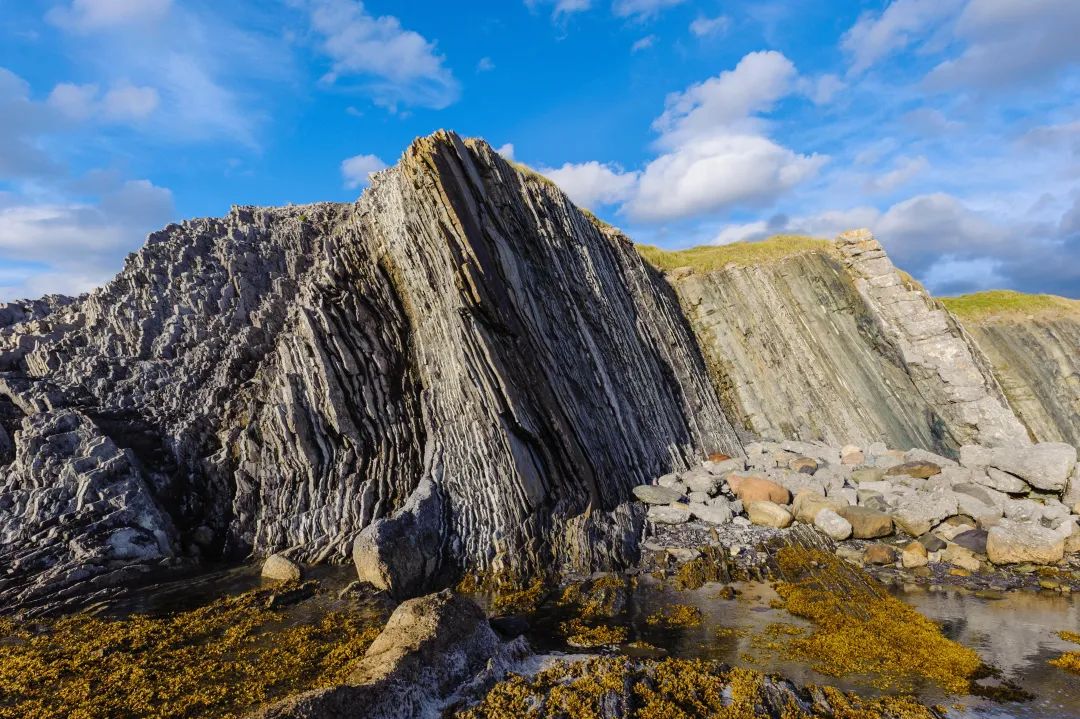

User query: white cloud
[307,0,460,110]
[628,135,826,221]
[47,81,159,122]
[799,73,845,105]
[340,153,387,189]
[540,161,639,208]
[0,69,64,178]
[526,0,592,16]
[613,0,685,19]
[0,179,174,300]
[689,15,729,37]
[841,0,964,74]
[477,57,495,72]
[495,143,515,160]
[631,35,656,52]
[925,0,1080,90]
[864,155,929,193]
[47,0,173,34]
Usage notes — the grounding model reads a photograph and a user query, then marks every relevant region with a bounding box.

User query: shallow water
[523,578,1080,718]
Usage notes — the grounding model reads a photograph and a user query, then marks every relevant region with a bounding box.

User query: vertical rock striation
[0,131,739,611]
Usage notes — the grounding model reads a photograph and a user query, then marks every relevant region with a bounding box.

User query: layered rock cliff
[0,132,740,613]
[640,231,1030,455]
[943,292,1080,446]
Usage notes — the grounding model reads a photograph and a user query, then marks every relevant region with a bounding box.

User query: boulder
[789,457,819,474]
[681,468,724,495]
[837,506,894,539]
[884,461,942,479]
[727,474,791,505]
[864,544,897,565]
[687,491,710,504]
[986,519,1065,565]
[982,467,1029,494]
[890,491,958,536]
[851,467,886,484]
[904,448,958,468]
[780,440,840,465]
[1003,498,1043,523]
[647,504,692,524]
[688,502,732,525]
[950,529,989,556]
[707,452,732,462]
[942,543,981,572]
[918,534,947,552]
[814,508,852,541]
[633,485,685,505]
[792,492,849,524]
[353,479,448,600]
[705,457,744,476]
[959,444,993,470]
[901,540,928,568]
[1064,465,1080,507]
[261,554,302,582]
[656,473,681,488]
[987,443,1077,493]
[747,501,794,529]
[840,445,864,465]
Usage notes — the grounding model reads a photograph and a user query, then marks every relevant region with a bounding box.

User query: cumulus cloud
[306,0,459,110]
[864,155,928,193]
[0,179,175,300]
[340,153,387,189]
[47,0,173,34]
[525,0,592,16]
[495,143,515,160]
[631,35,656,52]
[689,15,729,38]
[540,161,639,208]
[48,81,159,122]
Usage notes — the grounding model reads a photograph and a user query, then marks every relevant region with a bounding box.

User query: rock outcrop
[644,230,1031,455]
[0,131,739,612]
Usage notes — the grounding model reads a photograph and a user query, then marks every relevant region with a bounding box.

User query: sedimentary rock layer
[957,310,1080,445]
[648,230,1030,455]
[0,132,739,612]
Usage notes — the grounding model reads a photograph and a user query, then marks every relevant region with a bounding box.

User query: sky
[0,0,1077,301]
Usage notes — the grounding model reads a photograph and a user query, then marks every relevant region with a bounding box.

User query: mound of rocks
[631,438,1080,574]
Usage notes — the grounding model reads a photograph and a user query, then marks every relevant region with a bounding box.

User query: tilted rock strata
[958,311,1080,445]
[0,132,739,611]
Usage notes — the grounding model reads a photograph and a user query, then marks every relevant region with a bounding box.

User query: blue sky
[0,0,1077,300]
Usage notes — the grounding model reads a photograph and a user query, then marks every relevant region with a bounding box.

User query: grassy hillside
[636,235,833,273]
[941,290,1080,321]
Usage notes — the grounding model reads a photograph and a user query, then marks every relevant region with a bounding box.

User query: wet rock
[837,506,894,539]
[813,508,852,541]
[986,519,1065,565]
[262,554,302,582]
[727,474,791,505]
[353,479,448,600]
[647,504,692,525]
[987,442,1077,493]
[901,541,928,568]
[884,461,942,479]
[864,544,897,565]
[747,501,794,529]
[633,485,686,505]
[950,529,988,555]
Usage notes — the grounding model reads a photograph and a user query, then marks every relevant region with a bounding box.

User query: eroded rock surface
[0,132,740,612]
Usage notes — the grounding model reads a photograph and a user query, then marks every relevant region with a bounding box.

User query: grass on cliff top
[940,290,1080,321]
[636,235,832,273]
[0,585,384,719]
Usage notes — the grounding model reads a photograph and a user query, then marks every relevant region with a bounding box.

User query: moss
[1049,630,1080,674]
[455,656,943,719]
[771,547,983,694]
[636,235,832,274]
[0,585,384,719]
[941,290,1080,321]
[645,604,703,629]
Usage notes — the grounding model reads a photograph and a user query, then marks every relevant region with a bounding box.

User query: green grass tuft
[941,290,1080,321]
[636,235,832,273]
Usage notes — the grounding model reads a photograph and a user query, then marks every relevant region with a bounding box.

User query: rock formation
[0,131,740,613]
[645,230,1032,455]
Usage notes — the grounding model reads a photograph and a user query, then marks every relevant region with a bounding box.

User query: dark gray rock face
[0,131,740,611]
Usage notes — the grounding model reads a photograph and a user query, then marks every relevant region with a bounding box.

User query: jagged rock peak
[0,130,740,612]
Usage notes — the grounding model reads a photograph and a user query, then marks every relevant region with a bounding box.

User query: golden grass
[636,235,832,273]
[0,586,384,719]
[772,548,983,694]
[941,290,1080,321]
